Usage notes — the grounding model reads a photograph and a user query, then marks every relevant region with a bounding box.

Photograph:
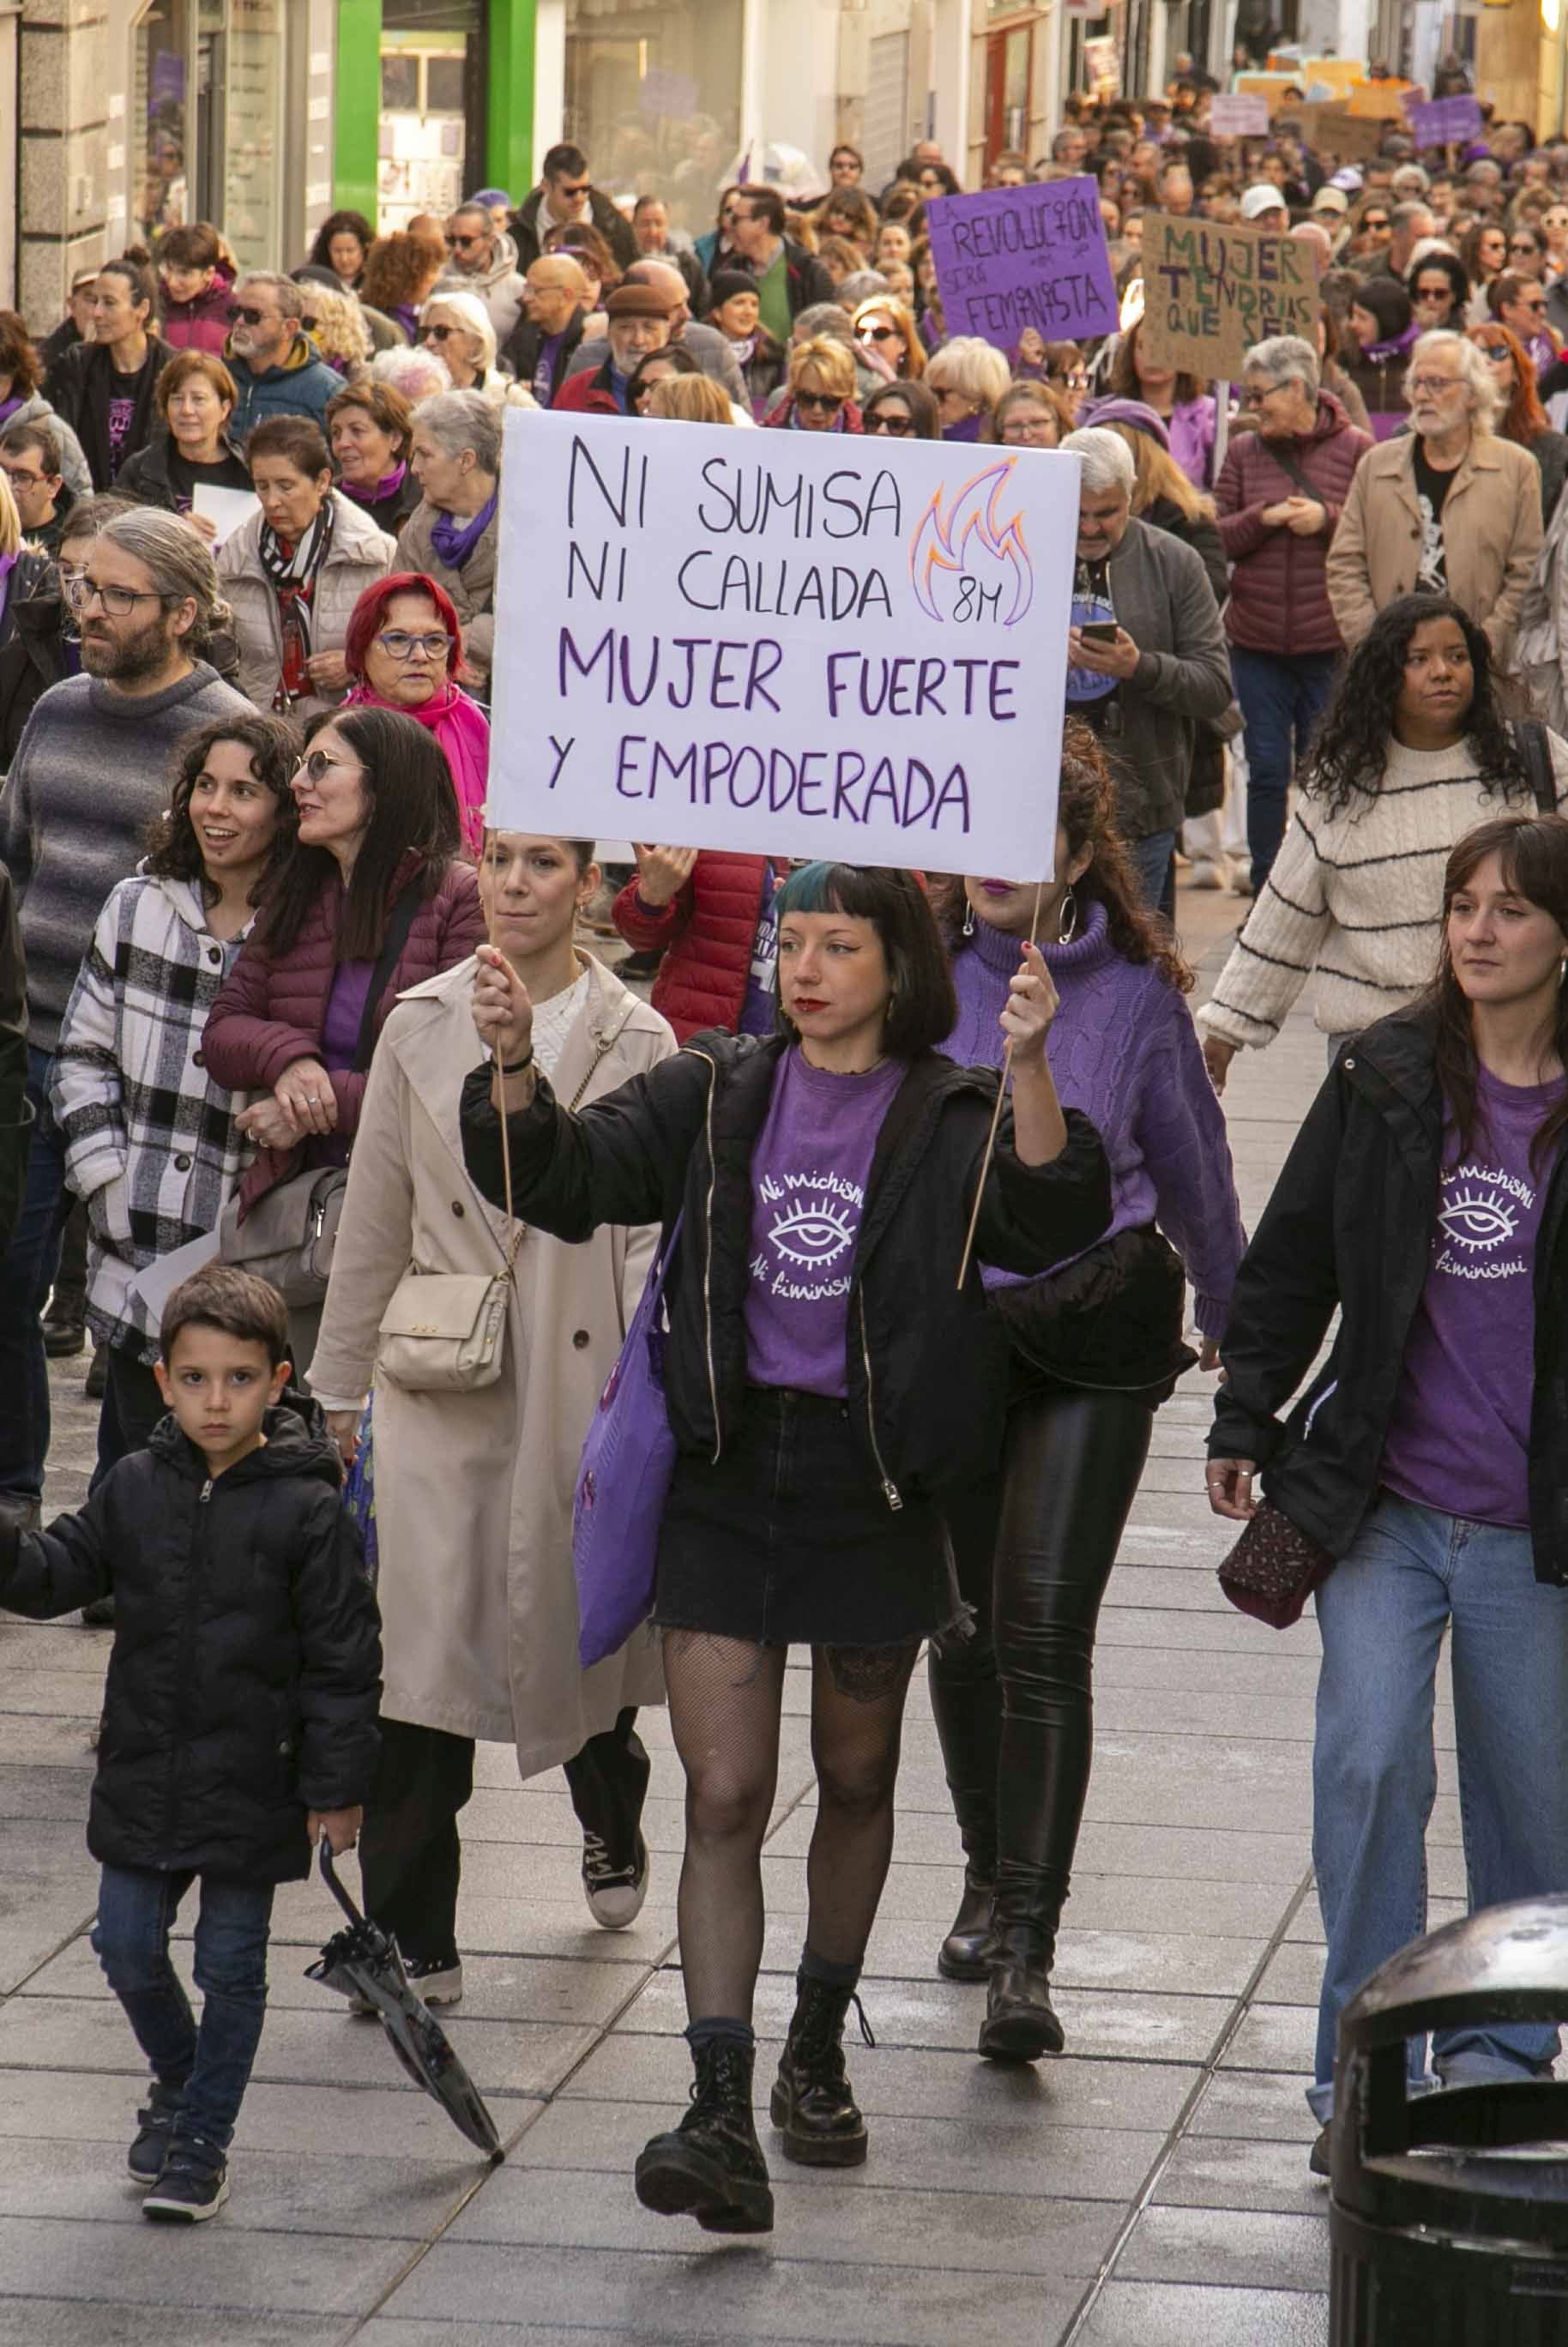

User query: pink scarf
[345,679,489,855]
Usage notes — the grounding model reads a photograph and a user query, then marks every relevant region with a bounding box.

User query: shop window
[133,0,286,268]
[563,0,744,234]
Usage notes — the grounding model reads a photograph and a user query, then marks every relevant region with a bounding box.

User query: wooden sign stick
[955,879,1045,1289]
[483,889,517,1232]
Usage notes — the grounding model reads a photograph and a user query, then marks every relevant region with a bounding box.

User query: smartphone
[1080,621,1119,643]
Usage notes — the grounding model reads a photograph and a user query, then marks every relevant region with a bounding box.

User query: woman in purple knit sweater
[931,733,1247,2060]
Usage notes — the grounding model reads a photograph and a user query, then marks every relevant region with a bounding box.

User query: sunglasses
[226,303,269,327]
[292,750,363,786]
[795,389,846,413]
[556,180,590,198]
[450,232,486,249]
[424,323,460,341]
[1511,240,1540,253]
[868,411,915,435]
[858,324,902,345]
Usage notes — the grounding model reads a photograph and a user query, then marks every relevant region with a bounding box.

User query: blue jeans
[1310,1492,1568,2121]
[92,1865,274,2151]
[1127,829,1176,919]
[1230,647,1339,895]
[0,1047,72,1500]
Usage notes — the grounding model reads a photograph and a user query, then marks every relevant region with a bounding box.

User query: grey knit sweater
[0,662,250,1052]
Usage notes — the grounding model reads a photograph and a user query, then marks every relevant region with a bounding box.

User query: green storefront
[333,0,538,226]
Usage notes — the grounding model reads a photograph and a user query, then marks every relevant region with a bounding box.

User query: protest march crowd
[2,48,1568,2248]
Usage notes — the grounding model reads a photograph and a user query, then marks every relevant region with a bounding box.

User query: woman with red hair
[342,572,489,854]
[1468,320,1568,526]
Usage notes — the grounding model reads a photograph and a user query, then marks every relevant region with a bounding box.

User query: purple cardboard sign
[925,178,1119,353]
[1404,94,1483,147]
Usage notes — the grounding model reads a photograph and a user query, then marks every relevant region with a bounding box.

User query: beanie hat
[708,268,757,308]
[1080,395,1172,449]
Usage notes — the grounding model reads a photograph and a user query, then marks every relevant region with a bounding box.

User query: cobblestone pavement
[0,887,1462,2345]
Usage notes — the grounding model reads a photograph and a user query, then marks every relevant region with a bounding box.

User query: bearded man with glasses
[1328,329,1543,664]
[0,508,247,1532]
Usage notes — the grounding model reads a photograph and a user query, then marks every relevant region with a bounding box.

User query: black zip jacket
[461,1034,1112,1505]
[0,1400,382,1879]
[44,336,176,492]
[1210,1008,1568,1586]
[0,861,30,1248]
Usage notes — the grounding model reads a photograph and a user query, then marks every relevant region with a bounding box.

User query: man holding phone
[1062,426,1232,914]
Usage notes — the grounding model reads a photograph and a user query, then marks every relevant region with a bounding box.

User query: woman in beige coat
[309,832,675,2003]
[216,413,395,715]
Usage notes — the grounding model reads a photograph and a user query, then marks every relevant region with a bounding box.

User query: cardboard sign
[1209,94,1272,137]
[1297,102,1389,164]
[924,179,1119,353]
[1234,73,1308,115]
[486,413,1080,879]
[1083,36,1119,96]
[1404,94,1484,146]
[1141,217,1320,382]
[1345,78,1416,118]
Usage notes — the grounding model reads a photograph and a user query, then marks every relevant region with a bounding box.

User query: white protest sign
[191,484,261,546]
[1209,93,1272,136]
[487,413,1077,881]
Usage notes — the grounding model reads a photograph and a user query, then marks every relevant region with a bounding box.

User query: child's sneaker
[142,2139,229,2222]
[126,2085,184,2185]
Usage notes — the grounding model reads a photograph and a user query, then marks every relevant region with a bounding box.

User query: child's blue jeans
[92,1864,274,2151]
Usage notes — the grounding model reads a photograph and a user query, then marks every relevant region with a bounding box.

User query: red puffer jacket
[1214,391,1373,656]
[612,854,770,1043]
[205,850,484,1211]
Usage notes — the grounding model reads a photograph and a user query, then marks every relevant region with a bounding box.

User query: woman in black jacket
[1209,811,1568,2178]
[462,860,1110,2236]
[44,258,173,490]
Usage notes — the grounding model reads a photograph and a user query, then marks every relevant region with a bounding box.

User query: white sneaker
[1188,859,1227,890]
[351,1954,463,2015]
[582,1828,650,1929]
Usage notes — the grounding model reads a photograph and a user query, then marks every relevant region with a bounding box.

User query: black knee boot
[635,2028,773,2233]
[926,1659,1001,1982]
[769,1964,874,2167]
[978,1916,1065,2063]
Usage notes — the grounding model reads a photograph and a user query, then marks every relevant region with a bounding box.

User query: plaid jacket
[51,872,252,1363]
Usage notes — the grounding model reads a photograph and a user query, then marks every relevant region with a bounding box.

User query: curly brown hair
[361,232,445,313]
[145,712,303,908]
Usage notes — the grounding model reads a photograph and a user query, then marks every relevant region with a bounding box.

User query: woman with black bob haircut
[203,703,484,1372]
[930,735,1246,2059]
[1209,811,1568,2176]
[461,859,1111,2236]
[1200,592,1568,1090]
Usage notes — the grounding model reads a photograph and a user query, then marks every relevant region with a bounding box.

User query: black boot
[978,1923,1065,2063]
[926,1650,1002,1982]
[769,1970,873,2167]
[635,2034,773,2234]
[938,1866,997,1983]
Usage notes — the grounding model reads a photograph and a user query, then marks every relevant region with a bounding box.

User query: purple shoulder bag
[573,1214,684,1668]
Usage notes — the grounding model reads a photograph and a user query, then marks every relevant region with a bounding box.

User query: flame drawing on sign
[908,460,1034,626]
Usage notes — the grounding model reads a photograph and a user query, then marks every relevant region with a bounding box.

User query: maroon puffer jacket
[1215,392,1373,656]
[612,854,771,1043]
[205,850,484,1212]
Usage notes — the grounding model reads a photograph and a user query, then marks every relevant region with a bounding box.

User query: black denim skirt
[654,1385,953,1649]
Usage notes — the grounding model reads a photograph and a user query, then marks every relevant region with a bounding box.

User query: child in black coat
[0,1264,381,2222]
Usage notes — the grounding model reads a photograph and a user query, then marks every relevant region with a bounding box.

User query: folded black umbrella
[305,1844,504,2162]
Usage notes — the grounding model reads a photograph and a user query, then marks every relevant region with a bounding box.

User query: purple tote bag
[573,1214,684,1668]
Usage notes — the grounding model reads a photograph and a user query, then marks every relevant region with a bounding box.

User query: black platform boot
[635,2032,774,2233]
[769,1969,874,2167]
[977,1922,1065,2063]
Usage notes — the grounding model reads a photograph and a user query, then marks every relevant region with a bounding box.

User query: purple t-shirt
[1381,1065,1567,1528]
[744,1047,905,1397]
[737,863,783,1038]
[533,331,565,406]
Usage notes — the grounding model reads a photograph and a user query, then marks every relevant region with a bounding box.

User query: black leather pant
[931,1383,1154,1947]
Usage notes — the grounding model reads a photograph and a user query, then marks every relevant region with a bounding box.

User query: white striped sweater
[1197,733,1568,1049]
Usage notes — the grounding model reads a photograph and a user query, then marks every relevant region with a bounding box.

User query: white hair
[421,286,498,376]
[370,345,453,405]
[926,335,1012,410]
[413,389,503,474]
[1245,335,1320,401]
[1061,425,1136,495]
[1405,329,1503,433]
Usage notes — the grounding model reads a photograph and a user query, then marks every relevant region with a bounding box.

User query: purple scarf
[0,395,21,431]
[341,460,407,509]
[430,489,498,570]
[943,412,985,443]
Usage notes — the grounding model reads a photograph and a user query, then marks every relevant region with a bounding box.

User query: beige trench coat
[309,952,674,1777]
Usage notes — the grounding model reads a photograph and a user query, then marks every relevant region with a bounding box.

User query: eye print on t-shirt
[751,1168,864,1301]
[1434,1159,1531,1281]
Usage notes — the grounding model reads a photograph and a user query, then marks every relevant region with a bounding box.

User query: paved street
[0,888,1463,2346]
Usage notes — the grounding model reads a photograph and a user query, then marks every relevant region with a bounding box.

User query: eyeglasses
[0,462,45,487]
[867,411,915,435]
[1050,369,1091,392]
[1413,286,1452,302]
[1511,239,1540,254]
[1239,384,1287,407]
[795,389,847,413]
[67,577,165,615]
[1000,419,1056,443]
[1408,372,1464,395]
[1517,297,1548,313]
[226,303,270,327]
[292,751,364,786]
[375,629,449,663]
